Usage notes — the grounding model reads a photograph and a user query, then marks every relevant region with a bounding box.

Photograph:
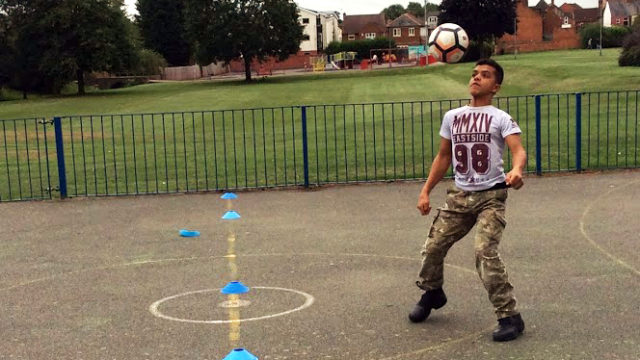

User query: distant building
[497,0,600,54]
[342,13,387,41]
[386,13,426,47]
[298,7,342,54]
[601,0,640,27]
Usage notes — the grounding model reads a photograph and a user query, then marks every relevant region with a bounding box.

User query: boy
[409,59,527,342]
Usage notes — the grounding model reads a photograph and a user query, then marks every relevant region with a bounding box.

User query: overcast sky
[123,0,600,17]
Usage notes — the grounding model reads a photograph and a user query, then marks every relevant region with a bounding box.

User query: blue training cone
[222,348,258,360]
[221,193,238,200]
[222,211,241,220]
[221,281,250,295]
[179,229,200,237]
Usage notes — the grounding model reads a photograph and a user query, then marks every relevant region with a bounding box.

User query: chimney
[551,0,555,6]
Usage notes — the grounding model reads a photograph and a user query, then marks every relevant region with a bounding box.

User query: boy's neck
[470,95,494,107]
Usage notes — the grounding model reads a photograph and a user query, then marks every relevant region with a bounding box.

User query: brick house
[496,0,587,54]
[342,13,387,41]
[601,0,640,27]
[386,13,427,47]
[560,3,600,29]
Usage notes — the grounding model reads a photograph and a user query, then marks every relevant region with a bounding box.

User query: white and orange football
[428,23,469,64]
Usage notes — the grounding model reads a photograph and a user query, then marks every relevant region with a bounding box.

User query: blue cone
[222,348,258,360]
[221,193,238,200]
[221,281,250,295]
[222,211,241,220]
[179,229,200,237]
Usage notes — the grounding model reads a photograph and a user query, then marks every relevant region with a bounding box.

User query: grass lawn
[0,48,638,119]
[0,49,639,200]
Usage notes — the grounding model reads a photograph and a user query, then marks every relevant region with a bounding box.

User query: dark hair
[475,58,504,85]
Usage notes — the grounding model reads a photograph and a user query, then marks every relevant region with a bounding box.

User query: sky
[123,0,600,17]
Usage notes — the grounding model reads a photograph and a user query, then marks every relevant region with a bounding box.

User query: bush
[618,46,640,66]
[324,38,396,60]
[619,28,640,66]
[580,24,632,48]
[461,40,494,62]
[133,49,167,75]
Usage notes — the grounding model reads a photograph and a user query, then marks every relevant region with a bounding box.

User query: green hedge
[325,38,397,59]
[579,24,632,48]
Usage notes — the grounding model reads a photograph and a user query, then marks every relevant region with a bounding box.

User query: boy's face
[469,64,501,98]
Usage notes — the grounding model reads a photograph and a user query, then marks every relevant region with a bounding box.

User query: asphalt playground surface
[1,171,639,360]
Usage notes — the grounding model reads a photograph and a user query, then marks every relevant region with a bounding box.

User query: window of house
[365,32,376,39]
[617,18,621,24]
[348,34,356,40]
[302,18,309,24]
[623,17,630,26]
[409,28,415,36]
[393,28,401,37]
[564,16,569,24]
[302,34,310,41]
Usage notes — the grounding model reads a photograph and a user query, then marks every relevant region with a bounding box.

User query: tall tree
[0,11,13,96]
[438,0,516,42]
[185,0,304,82]
[1,0,137,95]
[383,4,405,21]
[406,2,424,18]
[136,0,191,66]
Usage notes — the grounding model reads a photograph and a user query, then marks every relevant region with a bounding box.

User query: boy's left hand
[505,170,524,189]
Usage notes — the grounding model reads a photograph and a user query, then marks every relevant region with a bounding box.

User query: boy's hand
[417,192,432,215]
[505,169,524,189]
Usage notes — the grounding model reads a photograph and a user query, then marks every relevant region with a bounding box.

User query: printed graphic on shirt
[440,106,521,191]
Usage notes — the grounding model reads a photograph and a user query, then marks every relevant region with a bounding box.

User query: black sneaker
[408,288,447,323]
[492,313,525,342]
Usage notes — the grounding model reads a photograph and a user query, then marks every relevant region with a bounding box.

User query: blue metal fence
[1,91,638,201]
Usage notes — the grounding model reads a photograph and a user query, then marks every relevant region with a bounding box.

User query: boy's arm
[505,134,527,190]
[417,137,452,215]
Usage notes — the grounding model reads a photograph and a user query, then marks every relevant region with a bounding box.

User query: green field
[0,49,639,119]
[0,49,639,200]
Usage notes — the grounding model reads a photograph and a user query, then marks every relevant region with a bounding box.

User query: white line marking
[1,253,476,292]
[149,286,315,324]
[579,179,640,277]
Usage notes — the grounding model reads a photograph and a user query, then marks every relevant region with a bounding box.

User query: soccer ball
[428,23,469,64]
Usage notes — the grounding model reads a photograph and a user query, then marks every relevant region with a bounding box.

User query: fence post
[53,117,68,199]
[301,106,310,188]
[535,95,542,175]
[575,93,582,173]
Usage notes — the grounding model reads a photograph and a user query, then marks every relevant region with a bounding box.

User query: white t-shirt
[439,105,522,191]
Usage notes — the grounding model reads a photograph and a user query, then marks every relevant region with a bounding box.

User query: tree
[0,12,13,97]
[1,0,137,95]
[185,0,304,82]
[438,0,516,42]
[136,0,192,66]
[425,2,439,12]
[383,4,405,21]
[406,2,424,18]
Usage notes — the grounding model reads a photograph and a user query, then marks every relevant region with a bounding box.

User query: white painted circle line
[149,286,315,324]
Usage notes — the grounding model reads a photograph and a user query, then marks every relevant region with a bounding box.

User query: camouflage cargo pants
[416,184,519,319]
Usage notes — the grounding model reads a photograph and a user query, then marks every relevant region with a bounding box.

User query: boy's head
[469,58,504,97]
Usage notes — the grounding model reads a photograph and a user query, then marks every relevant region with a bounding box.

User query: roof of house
[298,7,340,19]
[573,7,600,22]
[560,3,581,13]
[533,0,549,12]
[387,13,424,27]
[607,0,640,17]
[342,14,386,34]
